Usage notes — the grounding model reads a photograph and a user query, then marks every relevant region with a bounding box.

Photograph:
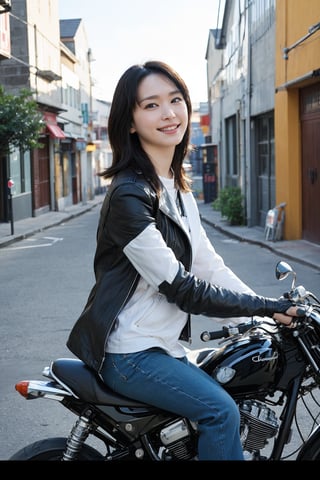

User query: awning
[46,123,66,139]
[43,112,66,139]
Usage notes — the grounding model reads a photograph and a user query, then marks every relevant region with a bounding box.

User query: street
[0,206,319,460]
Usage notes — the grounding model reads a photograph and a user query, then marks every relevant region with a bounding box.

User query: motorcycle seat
[50,358,153,408]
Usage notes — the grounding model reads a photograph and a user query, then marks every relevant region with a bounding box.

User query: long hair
[98,60,192,193]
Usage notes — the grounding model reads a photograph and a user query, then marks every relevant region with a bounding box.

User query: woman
[67,61,300,461]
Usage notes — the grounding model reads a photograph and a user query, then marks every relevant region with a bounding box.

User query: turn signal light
[15,381,30,398]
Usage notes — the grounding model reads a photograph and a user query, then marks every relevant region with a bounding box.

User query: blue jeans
[100,348,244,460]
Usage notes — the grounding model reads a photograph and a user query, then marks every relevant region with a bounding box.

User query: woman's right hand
[273,305,303,326]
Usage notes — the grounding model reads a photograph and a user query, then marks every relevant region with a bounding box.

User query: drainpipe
[245,0,252,226]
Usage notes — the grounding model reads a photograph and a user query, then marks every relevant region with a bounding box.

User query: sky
[58,0,221,105]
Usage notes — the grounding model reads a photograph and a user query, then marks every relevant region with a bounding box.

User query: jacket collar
[158,185,190,239]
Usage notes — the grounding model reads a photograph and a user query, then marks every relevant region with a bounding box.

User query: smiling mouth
[159,124,180,132]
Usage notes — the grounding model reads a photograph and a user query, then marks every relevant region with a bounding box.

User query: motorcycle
[9,261,320,461]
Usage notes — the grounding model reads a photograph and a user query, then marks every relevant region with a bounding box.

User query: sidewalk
[0,195,105,249]
[1,195,319,272]
[198,201,320,272]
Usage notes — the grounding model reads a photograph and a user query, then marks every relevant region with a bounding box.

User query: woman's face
[130,73,188,157]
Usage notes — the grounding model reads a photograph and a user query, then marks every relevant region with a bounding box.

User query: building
[275,0,320,243]
[90,97,112,194]
[206,0,276,229]
[59,18,93,207]
[206,0,320,245]
[0,0,64,221]
[0,0,103,227]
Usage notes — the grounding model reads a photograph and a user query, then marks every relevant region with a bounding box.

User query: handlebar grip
[200,321,257,342]
[200,328,229,342]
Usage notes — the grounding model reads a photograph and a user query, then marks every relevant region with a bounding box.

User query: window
[9,147,31,195]
[226,115,238,181]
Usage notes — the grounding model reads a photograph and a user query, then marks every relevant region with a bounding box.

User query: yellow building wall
[275,0,320,239]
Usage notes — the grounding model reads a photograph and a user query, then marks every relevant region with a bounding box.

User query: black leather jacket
[67,168,292,373]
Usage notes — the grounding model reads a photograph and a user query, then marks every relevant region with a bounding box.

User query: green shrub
[212,186,245,225]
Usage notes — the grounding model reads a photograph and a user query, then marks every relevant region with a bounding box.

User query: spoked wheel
[9,437,104,461]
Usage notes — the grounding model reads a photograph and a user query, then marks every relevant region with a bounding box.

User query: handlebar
[200,261,320,344]
[200,304,320,343]
[200,320,258,342]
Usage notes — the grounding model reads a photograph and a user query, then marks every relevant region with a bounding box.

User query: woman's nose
[161,106,176,120]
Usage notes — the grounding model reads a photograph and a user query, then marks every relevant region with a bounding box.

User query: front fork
[269,375,302,460]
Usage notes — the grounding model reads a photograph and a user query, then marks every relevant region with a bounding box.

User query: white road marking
[3,237,63,250]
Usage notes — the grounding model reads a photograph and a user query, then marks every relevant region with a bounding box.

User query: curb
[0,201,102,250]
[200,215,320,273]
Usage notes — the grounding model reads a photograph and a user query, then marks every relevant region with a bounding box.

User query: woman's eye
[172,96,183,104]
[145,102,158,109]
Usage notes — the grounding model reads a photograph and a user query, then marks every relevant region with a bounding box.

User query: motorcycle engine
[159,419,197,460]
[238,399,279,459]
[155,401,278,461]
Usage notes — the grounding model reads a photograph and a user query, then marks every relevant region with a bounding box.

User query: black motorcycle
[9,261,320,461]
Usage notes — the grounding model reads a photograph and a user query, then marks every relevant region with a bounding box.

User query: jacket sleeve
[158,262,293,318]
[192,224,260,325]
[193,225,255,293]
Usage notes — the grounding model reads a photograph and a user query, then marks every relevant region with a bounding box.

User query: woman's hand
[273,305,302,327]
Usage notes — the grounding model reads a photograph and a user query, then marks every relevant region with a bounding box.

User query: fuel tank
[202,333,283,397]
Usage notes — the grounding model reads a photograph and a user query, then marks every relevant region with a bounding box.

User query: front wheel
[297,442,320,460]
[9,437,104,461]
[296,426,320,461]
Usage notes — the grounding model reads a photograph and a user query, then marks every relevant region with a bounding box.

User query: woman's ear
[130,125,136,134]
